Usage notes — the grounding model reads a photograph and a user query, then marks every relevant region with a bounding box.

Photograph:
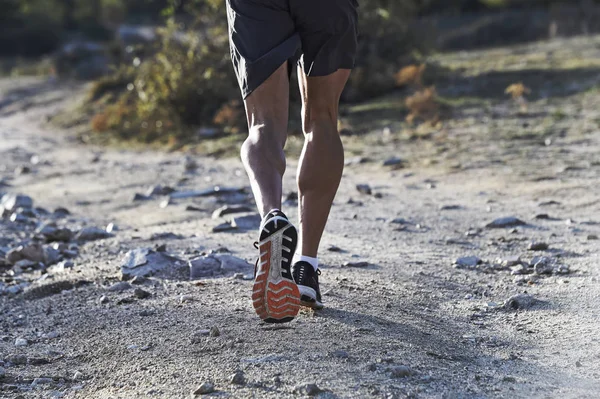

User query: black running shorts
[226,0,359,99]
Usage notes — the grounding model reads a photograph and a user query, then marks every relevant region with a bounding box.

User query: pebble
[390,365,413,378]
[1,193,33,211]
[131,276,148,285]
[485,217,527,229]
[53,207,71,217]
[54,260,75,272]
[528,242,549,251]
[342,261,369,268]
[15,338,28,347]
[382,157,405,167]
[331,350,349,359]
[42,331,60,339]
[230,213,261,230]
[499,256,522,267]
[356,184,372,195]
[212,222,237,233]
[440,204,463,211]
[212,205,253,219]
[106,223,118,233]
[31,377,54,386]
[75,227,114,241]
[588,235,598,240]
[294,383,323,396]
[193,382,215,395]
[133,288,151,299]
[510,264,528,275]
[184,156,198,172]
[146,185,175,196]
[504,294,542,310]
[533,258,554,275]
[454,256,481,268]
[229,370,246,385]
[180,294,194,303]
[0,366,5,379]
[209,326,221,337]
[108,282,132,292]
[132,193,152,202]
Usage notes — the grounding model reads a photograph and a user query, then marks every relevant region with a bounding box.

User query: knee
[240,126,286,172]
[303,102,338,134]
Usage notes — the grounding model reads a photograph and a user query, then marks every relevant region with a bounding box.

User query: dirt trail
[1,38,600,398]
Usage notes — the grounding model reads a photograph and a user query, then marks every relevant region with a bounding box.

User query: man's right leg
[293,68,350,308]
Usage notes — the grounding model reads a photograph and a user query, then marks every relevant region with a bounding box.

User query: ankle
[293,253,319,271]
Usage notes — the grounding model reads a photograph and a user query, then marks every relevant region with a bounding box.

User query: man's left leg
[241,63,301,323]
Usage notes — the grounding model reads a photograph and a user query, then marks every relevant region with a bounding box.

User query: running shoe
[292,261,323,310]
[252,210,301,323]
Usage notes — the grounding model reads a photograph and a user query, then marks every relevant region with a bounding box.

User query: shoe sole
[252,217,300,323]
[298,285,324,310]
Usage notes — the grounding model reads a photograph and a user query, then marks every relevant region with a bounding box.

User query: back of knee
[303,103,338,133]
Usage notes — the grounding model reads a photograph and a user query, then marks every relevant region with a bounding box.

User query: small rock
[454,256,481,268]
[212,205,253,219]
[230,213,261,230]
[486,217,527,229]
[121,248,186,280]
[105,223,118,233]
[193,382,215,395]
[159,199,171,209]
[528,242,549,251]
[342,261,369,268]
[382,156,404,168]
[390,365,413,378]
[533,257,553,275]
[10,212,30,223]
[499,256,522,267]
[185,205,204,212]
[0,366,5,379]
[504,294,542,310]
[53,207,70,217]
[294,383,323,396]
[180,295,194,303]
[75,227,113,241]
[54,260,74,271]
[133,288,151,299]
[212,222,237,233]
[99,295,109,304]
[41,331,60,339]
[1,193,33,211]
[209,326,221,337]
[184,156,198,173]
[132,193,152,202]
[331,350,349,359]
[108,282,132,292]
[389,218,413,225]
[43,246,61,266]
[146,185,175,196]
[510,264,528,275]
[15,338,28,347]
[31,377,54,386]
[328,245,343,252]
[131,276,148,285]
[229,370,245,385]
[440,205,463,211]
[587,235,598,240]
[356,184,372,195]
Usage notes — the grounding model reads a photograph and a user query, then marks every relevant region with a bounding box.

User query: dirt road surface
[1,37,600,398]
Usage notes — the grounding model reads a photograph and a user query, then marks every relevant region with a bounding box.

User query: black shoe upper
[292,261,321,303]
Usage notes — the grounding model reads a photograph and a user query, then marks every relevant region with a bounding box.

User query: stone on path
[146,185,175,196]
[528,242,549,251]
[503,294,543,310]
[229,213,261,230]
[486,217,527,229]
[1,194,33,211]
[189,254,252,279]
[36,222,73,242]
[229,370,245,385]
[75,227,114,242]
[121,248,187,280]
[390,365,413,378]
[383,156,405,168]
[356,184,372,195]
[7,244,45,265]
[342,261,369,268]
[15,338,28,347]
[294,383,323,396]
[212,222,237,233]
[212,205,253,219]
[193,382,215,395]
[454,256,482,268]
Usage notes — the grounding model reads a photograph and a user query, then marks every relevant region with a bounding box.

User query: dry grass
[405,86,439,124]
[395,64,426,88]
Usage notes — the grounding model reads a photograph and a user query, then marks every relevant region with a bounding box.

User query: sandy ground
[1,37,600,398]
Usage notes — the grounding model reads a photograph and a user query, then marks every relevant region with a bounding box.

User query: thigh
[290,0,358,77]
[297,66,350,128]
[227,0,301,99]
[245,62,290,146]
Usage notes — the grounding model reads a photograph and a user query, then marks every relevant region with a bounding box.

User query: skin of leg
[296,67,351,257]
[240,63,290,217]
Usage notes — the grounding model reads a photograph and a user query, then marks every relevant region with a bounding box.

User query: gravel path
[1,37,600,398]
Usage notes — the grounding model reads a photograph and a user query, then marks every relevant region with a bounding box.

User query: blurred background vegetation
[1,0,598,146]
